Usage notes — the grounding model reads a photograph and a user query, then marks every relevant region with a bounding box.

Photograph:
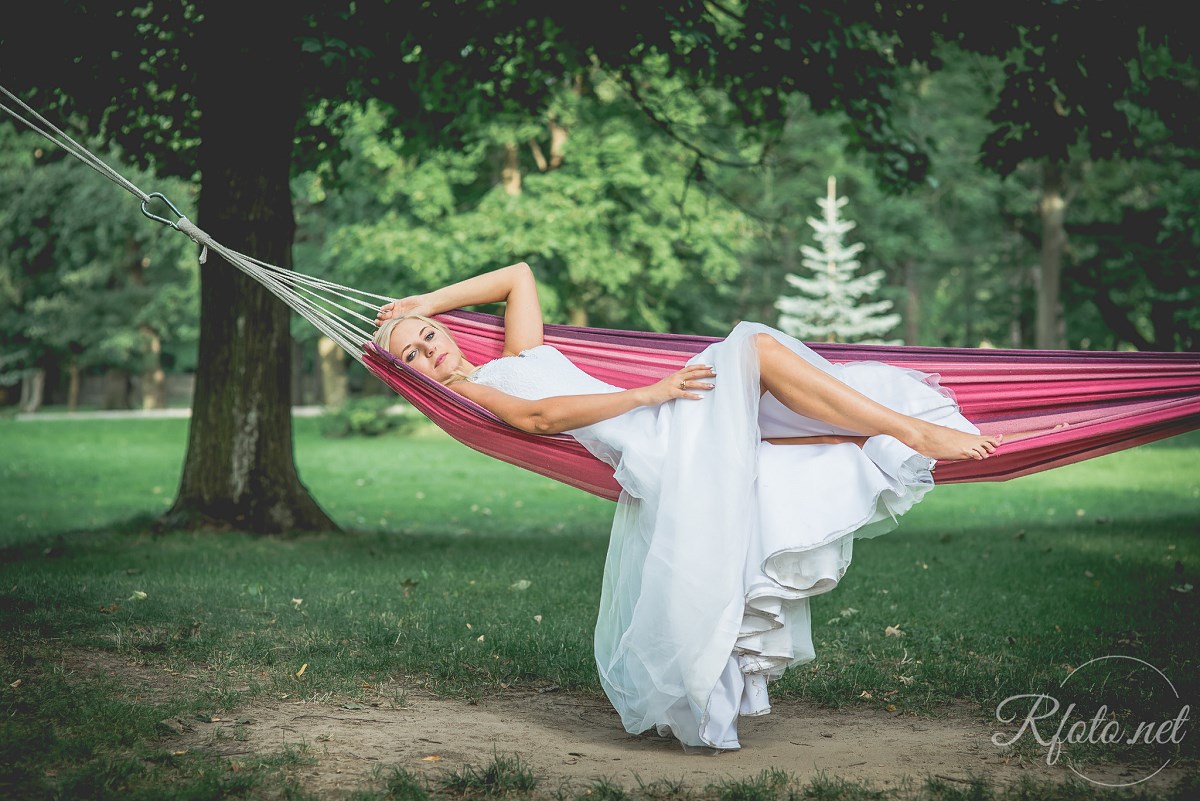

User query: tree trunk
[548,119,567,169]
[1008,264,1025,349]
[291,337,305,406]
[903,259,920,346]
[1036,160,1068,349]
[317,336,348,410]
[141,326,167,410]
[20,369,44,413]
[501,142,522,196]
[165,4,336,533]
[66,364,80,412]
[103,369,130,410]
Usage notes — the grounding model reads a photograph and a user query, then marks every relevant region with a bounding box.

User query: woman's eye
[425,332,435,341]
[405,350,416,363]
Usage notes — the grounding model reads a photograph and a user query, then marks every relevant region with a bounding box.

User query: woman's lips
[435,353,447,368]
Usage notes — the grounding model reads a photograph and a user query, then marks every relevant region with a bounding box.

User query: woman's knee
[753,332,781,359]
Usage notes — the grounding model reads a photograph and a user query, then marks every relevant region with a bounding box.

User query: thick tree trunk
[165,5,336,533]
[1036,160,1068,349]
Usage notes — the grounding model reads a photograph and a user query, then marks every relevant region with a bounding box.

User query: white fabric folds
[468,322,979,751]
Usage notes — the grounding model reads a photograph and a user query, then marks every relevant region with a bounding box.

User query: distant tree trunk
[66,364,80,412]
[291,338,305,406]
[903,259,920,345]
[141,326,167,410]
[165,5,336,533]
[317,336,348,409]
[103,369,130,410]
[129,243,167,410]
[568,307,589,327]
[548,119,568,169]
[20,368,44,413]
[1036,160,1068,349]
[502,143,522,196]
[1008,264,1025,349]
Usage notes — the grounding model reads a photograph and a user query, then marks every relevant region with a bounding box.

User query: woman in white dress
[373,262,1003,754]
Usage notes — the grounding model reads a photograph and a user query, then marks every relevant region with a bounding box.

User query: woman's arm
[453,363,717,435]
[375,262,543,356]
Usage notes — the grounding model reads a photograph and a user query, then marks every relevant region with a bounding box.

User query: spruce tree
[776,176,901,343]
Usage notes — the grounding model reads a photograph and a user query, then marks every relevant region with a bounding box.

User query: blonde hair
[373,314,478,386]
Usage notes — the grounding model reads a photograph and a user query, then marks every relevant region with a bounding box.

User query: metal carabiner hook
[140,192,185,230]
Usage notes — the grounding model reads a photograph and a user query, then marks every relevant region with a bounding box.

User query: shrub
[318,396,418,438]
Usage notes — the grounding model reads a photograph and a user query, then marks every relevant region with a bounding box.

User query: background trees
[2,2,1195,532]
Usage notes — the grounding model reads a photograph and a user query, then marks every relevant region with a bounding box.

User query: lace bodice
[467,344,622,399]
[467,344,670,501]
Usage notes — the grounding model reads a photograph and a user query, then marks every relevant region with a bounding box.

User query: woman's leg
[754,334,1001,462]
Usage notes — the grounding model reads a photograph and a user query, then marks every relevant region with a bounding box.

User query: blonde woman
[373,261,1000,754]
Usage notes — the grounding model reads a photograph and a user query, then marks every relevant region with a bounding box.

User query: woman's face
[387,318,465,384]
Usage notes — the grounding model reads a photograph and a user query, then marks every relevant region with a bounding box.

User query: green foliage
[294,75,755,336]
[317,396,417,438]
[0,125,199,387]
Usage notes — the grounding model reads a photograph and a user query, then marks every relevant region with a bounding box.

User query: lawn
[1,416,1197,800]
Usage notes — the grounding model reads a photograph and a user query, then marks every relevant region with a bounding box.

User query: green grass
[1,417,1197,799]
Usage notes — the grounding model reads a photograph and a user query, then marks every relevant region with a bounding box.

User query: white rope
[0,85,152,203]
[0,84,399,367]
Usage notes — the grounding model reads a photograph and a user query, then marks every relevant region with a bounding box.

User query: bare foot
[908,422,1002,462]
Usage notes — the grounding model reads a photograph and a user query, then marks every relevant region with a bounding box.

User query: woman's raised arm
[375,262,543,356]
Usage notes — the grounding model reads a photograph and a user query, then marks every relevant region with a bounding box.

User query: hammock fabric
[364,309,1200,502]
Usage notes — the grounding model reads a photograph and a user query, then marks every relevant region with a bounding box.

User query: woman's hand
[374,294,435,327]
[640,364,716,406]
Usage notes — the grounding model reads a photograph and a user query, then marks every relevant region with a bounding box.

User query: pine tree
[776,176,902,343]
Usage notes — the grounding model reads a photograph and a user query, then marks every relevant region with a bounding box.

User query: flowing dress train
[466,322,979,751]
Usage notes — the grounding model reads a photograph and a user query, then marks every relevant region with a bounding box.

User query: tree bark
[20,368,44,413]
[165,4,336,533]
[1036,160,1068,349]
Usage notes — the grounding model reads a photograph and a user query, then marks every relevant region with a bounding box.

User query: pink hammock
[364,309,1200,502]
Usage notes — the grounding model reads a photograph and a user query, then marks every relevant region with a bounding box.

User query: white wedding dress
[466,321,980,752]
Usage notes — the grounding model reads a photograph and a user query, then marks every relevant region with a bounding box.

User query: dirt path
[64,648,1191,796]
[172,682,1187,795]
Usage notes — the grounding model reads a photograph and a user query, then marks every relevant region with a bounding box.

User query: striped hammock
[364,309,1200,501]
[4,83,1198,499]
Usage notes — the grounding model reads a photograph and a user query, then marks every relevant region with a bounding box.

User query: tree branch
[617,70,766,169]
